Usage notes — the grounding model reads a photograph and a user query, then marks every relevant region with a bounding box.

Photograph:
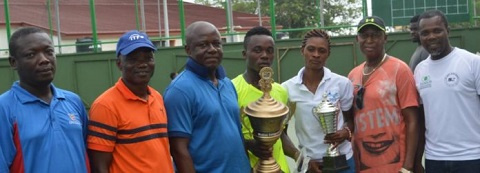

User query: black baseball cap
[357,16,386,32]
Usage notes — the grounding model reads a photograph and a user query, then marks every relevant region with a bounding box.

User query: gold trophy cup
[244,67,289,173]
[312,94,349,173]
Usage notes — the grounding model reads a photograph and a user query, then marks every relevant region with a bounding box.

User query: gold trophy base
[322,154,349,173]
[253,157,282,173]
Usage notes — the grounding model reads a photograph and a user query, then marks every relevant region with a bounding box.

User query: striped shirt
[87,78,174,173]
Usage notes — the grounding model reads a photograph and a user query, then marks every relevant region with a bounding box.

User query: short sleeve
[275,83,289,104]
[80,106,89,142]
[0,144,8,172]
[87,103,118,152]
[340,79,354,111]
[472,55,480,95]
[280,82,289,97]
[0,103,14,171]
[413,62,424,105]
[396,63,419,109]
[71,94,89,142]
[281,89,289,105]
[164,87,193,138]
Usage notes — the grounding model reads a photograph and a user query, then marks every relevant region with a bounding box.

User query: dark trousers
[426,158,480,173]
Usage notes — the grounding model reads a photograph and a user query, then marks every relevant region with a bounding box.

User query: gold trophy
[312,94,349,173]
[244,67,289,173]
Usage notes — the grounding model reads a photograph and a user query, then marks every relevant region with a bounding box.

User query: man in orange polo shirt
[87,30,174,173]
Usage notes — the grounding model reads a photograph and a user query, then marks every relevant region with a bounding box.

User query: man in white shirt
[414,10,480,173]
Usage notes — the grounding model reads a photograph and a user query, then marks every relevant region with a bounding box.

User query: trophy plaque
[244,67,289,173]
[312,94,349,173]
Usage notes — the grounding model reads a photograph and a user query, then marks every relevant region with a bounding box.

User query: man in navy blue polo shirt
[0,27,89,173]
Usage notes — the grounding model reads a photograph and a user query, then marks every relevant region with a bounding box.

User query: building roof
[0,0,274,38]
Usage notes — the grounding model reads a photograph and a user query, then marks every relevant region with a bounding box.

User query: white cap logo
[129,34,144,41]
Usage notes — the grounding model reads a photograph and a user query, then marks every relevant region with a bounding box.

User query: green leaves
[194,0,362,38]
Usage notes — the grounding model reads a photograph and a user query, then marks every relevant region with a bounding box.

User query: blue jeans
[339,157,355,173]
[425,159,480,173]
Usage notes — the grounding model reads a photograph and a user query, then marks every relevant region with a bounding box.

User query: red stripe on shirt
[10,122,24,173]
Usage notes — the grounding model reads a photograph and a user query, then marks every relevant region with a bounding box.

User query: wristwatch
[399,167,412,173]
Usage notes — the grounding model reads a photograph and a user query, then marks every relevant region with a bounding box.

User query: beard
[428,48,443,57]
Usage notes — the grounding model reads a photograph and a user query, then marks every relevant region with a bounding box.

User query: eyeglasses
[355,86,365,109]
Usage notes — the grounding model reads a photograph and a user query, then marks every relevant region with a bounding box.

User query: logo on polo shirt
[325,88,340,104]
[444,73,459,87]
[68,113,82,125]
[419,75,432,89]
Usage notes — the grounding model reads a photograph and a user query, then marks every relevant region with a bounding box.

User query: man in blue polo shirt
[0,27,89,173]
[164,21,251,173]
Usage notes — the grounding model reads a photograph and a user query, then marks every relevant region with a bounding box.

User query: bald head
[184,21,223,70]
[186,21,219,46]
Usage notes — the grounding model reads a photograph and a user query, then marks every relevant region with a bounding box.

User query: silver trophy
[312,94,349,173]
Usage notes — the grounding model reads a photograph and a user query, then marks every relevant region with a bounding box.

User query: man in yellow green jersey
[232,26,299,173]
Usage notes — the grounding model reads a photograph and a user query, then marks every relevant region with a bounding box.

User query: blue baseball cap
[116,30,156,57]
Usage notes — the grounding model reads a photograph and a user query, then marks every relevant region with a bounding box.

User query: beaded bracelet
[343,126,352,141]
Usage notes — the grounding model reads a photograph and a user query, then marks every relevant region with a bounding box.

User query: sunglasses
[355,86,365,109]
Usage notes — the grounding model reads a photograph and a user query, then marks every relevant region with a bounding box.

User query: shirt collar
[185,57,226,79]
[115,78,153,102]
[293,67,332,85]
[12,81,65,104]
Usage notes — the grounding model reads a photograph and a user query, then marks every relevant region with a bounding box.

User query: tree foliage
[193,0,223,7]
[194,0,362,38]
[476,0,480,17]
